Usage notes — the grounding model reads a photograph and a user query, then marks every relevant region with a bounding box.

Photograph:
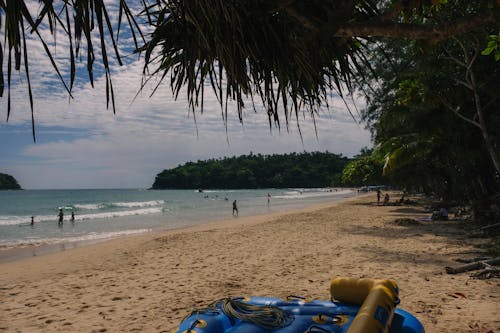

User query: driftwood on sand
[470,222,500,237]
[471,268,500,279]
[480,222,500,230]
[445,257,500,277]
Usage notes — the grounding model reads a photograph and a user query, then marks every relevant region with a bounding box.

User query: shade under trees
[352,32,499,216]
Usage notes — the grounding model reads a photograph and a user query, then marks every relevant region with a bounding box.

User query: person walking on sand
[58,208,64,225]
[377,189,381,205]
[232,200,238,217]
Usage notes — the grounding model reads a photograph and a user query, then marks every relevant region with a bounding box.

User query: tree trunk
[334,8,500,41]
[444,41,500,178]
[469,69,500,176]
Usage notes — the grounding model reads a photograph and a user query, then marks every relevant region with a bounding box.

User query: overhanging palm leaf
[139,0,379,131]
[1,0,498,141]
[0,0,144,139]
[377,135,435,176]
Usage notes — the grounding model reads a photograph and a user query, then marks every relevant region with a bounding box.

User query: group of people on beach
[29,209,75,226]
[376,189,411,206]
[375,189,451,222]
[376,189,391,206]
[58,208,75,225]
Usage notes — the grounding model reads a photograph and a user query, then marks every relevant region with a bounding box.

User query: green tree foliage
[341,155,385,187]
[152,152,349,189]
[355,28,500,203]
[481,33,500,61]
[0,173,21,190]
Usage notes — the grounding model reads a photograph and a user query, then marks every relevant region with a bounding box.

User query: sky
[0,2,371,189]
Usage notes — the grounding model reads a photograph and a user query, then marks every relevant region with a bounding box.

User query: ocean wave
[0,207,163,226]
[58,206,75,210]
[76,207,163,220]
[112,200,164,208]
[74,200,164,210]
[0,214,55,226]
[0,229,152,248]
[273,189,353,200]
[73,203,104,210]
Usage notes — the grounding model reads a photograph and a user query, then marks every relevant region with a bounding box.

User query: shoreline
[0,193,360,264]
[1,193,498,333]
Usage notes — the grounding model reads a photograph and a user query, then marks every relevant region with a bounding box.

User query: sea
[0,188,355,259]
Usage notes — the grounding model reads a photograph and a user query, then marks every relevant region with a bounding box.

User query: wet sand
[0,193,498,332]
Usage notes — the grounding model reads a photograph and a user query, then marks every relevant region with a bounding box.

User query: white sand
[0,193,498,332]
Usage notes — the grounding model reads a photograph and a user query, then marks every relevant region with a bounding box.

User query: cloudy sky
[0,2,371,189]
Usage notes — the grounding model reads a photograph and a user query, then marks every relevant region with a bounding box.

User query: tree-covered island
[152,152,350,189]
[0,173,22,190]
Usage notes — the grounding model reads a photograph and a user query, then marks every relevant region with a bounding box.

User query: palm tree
[1,0,499,140]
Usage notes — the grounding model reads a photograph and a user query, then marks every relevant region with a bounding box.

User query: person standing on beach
[58,208,64,225]
[232,200,238,217]
[377,189,381,205]
[267,193,271,208]
[71,211,75,223]
[30,216,34,226]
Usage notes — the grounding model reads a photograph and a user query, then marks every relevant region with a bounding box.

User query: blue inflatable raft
[175,278,425,333]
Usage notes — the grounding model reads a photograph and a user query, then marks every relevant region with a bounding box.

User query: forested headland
[0,173,22,190]
[152,152,349,189]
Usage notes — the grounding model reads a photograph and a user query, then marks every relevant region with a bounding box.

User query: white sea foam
[0,214,56,226]
[111,200,164,208]
[74,200,164,210]
[0,207,163,226]
[74,203,104,210]
[76,207,163,220]
[198,189,236,193]
[273,188,353,200]
[0,229,152,247]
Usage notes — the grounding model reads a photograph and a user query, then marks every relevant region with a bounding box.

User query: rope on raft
[220,298,294,329]
[181,298,294,329]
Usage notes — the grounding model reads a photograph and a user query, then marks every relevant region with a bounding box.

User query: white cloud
[4,56,371,188]
[1,3,371,189]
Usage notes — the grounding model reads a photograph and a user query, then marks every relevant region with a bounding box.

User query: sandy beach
[0,193,498,333]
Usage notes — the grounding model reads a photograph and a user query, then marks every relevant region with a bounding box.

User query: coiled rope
[219,298,294,329]
[219,298,293,329]
[181,298,294,330]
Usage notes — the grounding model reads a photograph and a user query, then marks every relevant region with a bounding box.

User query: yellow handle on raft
[330,277,399,333]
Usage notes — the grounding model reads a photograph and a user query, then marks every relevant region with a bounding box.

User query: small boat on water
[174,277,425,333]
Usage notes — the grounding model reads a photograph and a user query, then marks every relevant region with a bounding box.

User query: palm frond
[139,0,377,131]
[379,135,435,175]
[0,0,144,139]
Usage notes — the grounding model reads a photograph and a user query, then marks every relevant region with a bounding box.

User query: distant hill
[0,173,22,190]
[152,152,350,189]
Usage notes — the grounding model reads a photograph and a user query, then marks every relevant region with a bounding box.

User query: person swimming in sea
[58,208,64,224]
